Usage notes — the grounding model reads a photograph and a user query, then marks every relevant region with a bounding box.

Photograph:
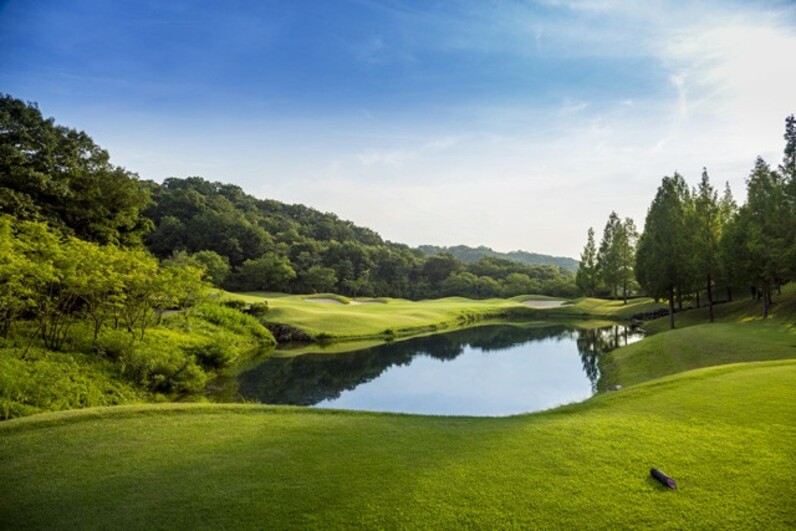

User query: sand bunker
[304,298,376,306]
[521,300,566,309]
[304,298,348,305]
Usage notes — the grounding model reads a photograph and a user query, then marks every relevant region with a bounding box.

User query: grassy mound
[600,283,796,389]
[2,360,794,529]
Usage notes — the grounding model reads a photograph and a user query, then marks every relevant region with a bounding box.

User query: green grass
[223,291,663,341]
[598,283,796,390]
[599,321,796,390]
[566,296,666,319]
[2,360,794,529]
[643,282,796,334]
[227,292,536,339]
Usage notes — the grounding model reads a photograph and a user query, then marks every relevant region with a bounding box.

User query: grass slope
[600,283,796,390]
[2,360,794,529]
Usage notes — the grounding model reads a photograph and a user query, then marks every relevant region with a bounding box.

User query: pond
[229,323,643,417]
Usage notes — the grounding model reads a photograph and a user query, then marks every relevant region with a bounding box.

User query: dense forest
[144,178,578,299]
[576,115,796,326]
[417,245,579,272]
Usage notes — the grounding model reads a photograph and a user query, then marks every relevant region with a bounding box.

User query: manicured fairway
[1,360,794,529]
[225,291,664,340]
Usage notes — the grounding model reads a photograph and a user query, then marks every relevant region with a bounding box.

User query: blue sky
[2,0,795,257]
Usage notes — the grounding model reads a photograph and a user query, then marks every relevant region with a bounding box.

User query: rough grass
[2,360,794,529]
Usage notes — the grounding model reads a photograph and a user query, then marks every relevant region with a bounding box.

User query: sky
[2,0,795,258]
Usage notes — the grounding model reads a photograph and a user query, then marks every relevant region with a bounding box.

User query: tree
[692,169,724,322]
[422,253,462,286]
[717,182,739,302]
[0,94,152,245]
[164,249,230,287]
[298,265,338,293]
[575,227,599,296]
[735,158,790,318]
[635,173,691,329]
[779,114,796,279]
[0,216,56,338]
[232,253,296,292]
[597,212,621,298]
[614,218,638,304]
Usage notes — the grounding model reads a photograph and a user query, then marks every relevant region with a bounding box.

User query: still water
[234,324,643,416]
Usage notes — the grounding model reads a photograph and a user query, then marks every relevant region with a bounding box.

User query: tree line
[577,115,796,326]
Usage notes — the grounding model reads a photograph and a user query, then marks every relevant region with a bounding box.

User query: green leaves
[0,95,151,246]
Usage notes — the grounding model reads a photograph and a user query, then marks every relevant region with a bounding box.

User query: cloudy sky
[2,0,795,258]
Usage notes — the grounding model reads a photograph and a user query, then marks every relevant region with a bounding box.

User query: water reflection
[231,324,642,416]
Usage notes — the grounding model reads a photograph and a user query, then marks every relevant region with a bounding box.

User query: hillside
[144,177,577,298]
[418,244,579,272]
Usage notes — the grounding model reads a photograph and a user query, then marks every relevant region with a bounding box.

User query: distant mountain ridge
[417,245,579,272]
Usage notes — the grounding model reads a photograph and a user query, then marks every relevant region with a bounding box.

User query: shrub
[222,299,248,311]
[247,301,269,317]
[118,344,206,395]
[0,347,140,419]
[185,339,238,370]
[93,329,136,361]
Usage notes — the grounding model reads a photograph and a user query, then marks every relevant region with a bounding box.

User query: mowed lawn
[225,291,665,339]
[1,360,794,529]
[227,292,542,338]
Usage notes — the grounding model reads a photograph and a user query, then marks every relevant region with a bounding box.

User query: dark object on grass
[650,468,677,489]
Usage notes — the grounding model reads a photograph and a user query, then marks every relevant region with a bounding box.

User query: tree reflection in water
[576,325,642,391]
[233,324,643,406]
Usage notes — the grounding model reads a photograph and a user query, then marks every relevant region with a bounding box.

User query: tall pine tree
[576,227,599,296]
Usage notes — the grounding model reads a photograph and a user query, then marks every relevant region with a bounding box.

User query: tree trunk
[726,286,732,302]
[668,284,675,329]
[762,287,769,318]
[695,291,700,308]
[707,274,714,323]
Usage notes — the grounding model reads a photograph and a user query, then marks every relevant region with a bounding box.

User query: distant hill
[417,245,579,272]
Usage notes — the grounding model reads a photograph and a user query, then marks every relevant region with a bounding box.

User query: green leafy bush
[185,339,238,370]
[247,301,269,317]
[119,344,206,395]
[0,347,141,419]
